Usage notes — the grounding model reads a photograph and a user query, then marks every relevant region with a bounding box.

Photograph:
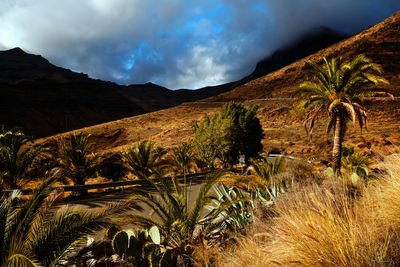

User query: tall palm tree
[171,142,196,175]
[0,128,50,189]
[0,171,141,266]
[123,140,169,179]
[128,172,227,266]
[59,133,101,187]
[295,55,390,173]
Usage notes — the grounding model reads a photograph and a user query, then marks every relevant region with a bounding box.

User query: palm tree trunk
[332,114,343,174]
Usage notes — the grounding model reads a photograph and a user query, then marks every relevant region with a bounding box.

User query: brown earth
[35,10,400,165]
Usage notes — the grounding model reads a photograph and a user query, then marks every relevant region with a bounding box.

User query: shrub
[193,102,264,167]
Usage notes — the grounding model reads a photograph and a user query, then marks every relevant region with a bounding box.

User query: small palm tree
[128,172,226,266]
[123,141,169,179]
[0,171,141,266]
[247,157,286,183]
[341,146,372,178]
[0,127,50,189]
[59,133,101,187]
[171,142,196,175]
[296,55,390,173]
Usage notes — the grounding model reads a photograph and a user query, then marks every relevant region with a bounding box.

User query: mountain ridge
[32,10,400,160]
[0,26,352,137]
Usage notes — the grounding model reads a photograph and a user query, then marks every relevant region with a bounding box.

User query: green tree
[123,140,169,179]
[0,171,140,266]
[193,102,264,167]
[295,55,390,173]
[0,127,50,189]
[59,133,102,188]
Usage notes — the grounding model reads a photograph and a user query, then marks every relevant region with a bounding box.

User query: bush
[193,102,264,167]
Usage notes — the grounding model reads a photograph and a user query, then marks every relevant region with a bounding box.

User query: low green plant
[342,147,371,178]
[206,183,253,233]
[171,142,196,175]
[0,171,140,266]
[0,127,50,189]
[112,226,170,266]
[123,140,170,179]
[247,156,286,182]
[128,171,231,266]
[60,133,103,189]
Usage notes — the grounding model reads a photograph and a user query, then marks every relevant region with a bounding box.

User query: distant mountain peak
[2,47,27,55]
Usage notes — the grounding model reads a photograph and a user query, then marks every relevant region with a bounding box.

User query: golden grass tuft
[219,156,400,266]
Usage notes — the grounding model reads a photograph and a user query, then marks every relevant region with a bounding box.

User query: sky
[0,1,399,89]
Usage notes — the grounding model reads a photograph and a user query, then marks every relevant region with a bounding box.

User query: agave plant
[206,183,253,233]
[123,141,170,179]
[0,127,50,189]
[0,171,141,266]
[128,171,228,266]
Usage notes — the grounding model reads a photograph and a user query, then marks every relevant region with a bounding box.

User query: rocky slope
[207,10,400,102]
[35,10,400,165]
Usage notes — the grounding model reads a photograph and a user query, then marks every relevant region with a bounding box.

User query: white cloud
[0,0,398,89]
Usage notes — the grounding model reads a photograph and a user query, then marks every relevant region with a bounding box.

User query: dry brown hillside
[36,10,400,164]
[207,10,400,101]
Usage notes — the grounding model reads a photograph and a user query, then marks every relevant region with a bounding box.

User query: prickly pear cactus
[112,231,129,258]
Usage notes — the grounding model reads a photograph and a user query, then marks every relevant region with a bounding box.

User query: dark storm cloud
[0,0,398,89]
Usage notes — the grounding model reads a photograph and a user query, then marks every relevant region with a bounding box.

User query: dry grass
[219,156,400,266]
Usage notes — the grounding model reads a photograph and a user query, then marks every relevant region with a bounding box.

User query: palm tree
[123,140,169,179]
[128,172,227,266]
[59,133,101,187]
[0,171,141,266]
[295,55,390,173]
[246,156,286,183]
[0,127,50,189]
[171,142,196,175]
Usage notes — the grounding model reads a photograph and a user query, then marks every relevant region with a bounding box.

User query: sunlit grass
[219,156,400,266]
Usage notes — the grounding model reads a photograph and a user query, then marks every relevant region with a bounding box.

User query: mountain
[34,10,400,163]
[0,25,346,138]
[208,11,400,101]
[0,47,146,137]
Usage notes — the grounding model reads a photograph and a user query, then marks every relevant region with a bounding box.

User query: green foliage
[171,142,196,175]
[295,55,390,172]
[251,181,288,206]
[206,183,253,232]
[193,102,264,167]
[128,171,229,266]
[0,127,50,189]
[248,156,286,182]
[0,171,139,266]
[111,227,170,266]
[60,133,103,189]
[123,140,169,179]
[342,145,372,178]
[98,152,126,182]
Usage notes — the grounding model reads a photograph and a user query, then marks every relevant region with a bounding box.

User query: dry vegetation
[33,11,400,169]
[219,157,400,266]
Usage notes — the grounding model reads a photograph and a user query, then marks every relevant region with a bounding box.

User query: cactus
[112,227,166,266]
[112,231,129,258]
